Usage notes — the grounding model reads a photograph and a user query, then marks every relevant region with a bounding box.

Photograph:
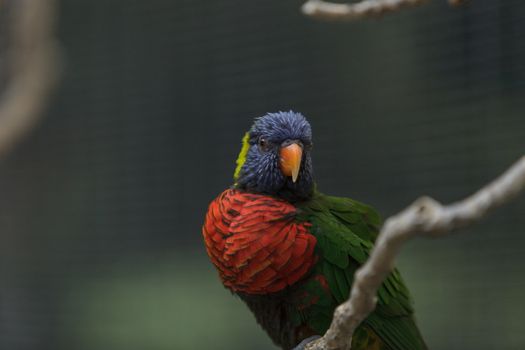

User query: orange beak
[280,143,302,183]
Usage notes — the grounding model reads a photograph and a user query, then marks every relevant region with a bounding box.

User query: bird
[202,111,427,350]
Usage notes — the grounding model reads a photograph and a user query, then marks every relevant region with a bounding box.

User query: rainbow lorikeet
[202,112,427,350]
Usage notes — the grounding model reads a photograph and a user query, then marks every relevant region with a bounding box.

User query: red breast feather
[203,189,317,294]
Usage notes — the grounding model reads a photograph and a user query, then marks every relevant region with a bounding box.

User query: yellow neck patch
[233,132,250,181]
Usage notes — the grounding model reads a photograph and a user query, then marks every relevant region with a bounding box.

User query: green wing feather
[296,192,427,350]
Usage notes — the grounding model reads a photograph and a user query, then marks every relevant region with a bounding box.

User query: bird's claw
[292,335,321,350]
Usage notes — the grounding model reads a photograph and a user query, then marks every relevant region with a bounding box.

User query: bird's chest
[202,189,318,294]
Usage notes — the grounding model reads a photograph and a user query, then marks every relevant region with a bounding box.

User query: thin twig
[305,155,525,350]
[0,0,61,158]
[301,0,427,21]
[301,0,467,21]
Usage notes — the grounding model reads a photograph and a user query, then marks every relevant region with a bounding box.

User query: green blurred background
[1,0,525,349]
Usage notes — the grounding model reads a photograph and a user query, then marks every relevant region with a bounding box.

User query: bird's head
[233,111,314,202]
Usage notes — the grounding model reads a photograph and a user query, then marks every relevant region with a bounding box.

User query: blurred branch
[301,0,467,21]
[0,0,61,158]
[305,155,525,350]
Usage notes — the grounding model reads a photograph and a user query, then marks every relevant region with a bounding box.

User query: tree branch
[305,155,525,350]
[0,0,61,158]
[301,0,467,21]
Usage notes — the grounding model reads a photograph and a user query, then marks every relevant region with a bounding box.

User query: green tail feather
[296,191,428,350]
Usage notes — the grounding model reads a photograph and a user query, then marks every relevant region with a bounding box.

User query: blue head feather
[235,111,314,202]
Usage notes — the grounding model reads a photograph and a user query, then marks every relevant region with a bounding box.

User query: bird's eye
[258,137,270,151]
